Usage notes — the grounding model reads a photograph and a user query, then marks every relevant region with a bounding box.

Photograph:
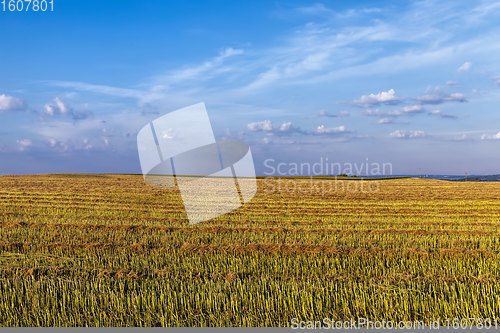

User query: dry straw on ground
[0,174,499,326]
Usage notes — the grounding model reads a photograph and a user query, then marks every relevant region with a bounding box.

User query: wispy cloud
[378,118,396,124]
[317,110,350,118]
[453,134,469,141]
[158,47,244,83]
[362,109,384,116]
[429,109,458,119]
[388,105,423,116]
[377,116,410,124]
[457,61,472,72]
[297,3,334,16]
[41,1,500,112]
[29,117,121,152]
[47,81,160,105]
[417,92,467,105]
[390,130,426,139]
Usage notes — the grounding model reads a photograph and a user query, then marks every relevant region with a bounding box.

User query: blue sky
[1,0,500,175]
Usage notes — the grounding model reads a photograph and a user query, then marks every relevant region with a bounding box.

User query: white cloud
[457,62,472,72]
[315,125,349,134]
[390,130,426,139]
[353,89,400,107]
[16,139,33,151]
[45,137,70,152]
[48,138,57,148]
[446,80,457,86]
[247,120,273,132]
[481,131,500,140]
[0,94,26,112]
[42,97,92,121]
[82,138,93,150]
[44,97,68,116]
[44,136,95,152]
[378,117,395,124]
[247,120,301,135]
[247,120,352,136]
[279,121,293,132]
[362,109,384,116]
[388,104,423,116]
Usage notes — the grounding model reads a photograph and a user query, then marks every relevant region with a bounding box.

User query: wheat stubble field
[0,174,499,326]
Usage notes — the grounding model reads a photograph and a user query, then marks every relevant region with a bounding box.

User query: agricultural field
[0,174,499,326]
